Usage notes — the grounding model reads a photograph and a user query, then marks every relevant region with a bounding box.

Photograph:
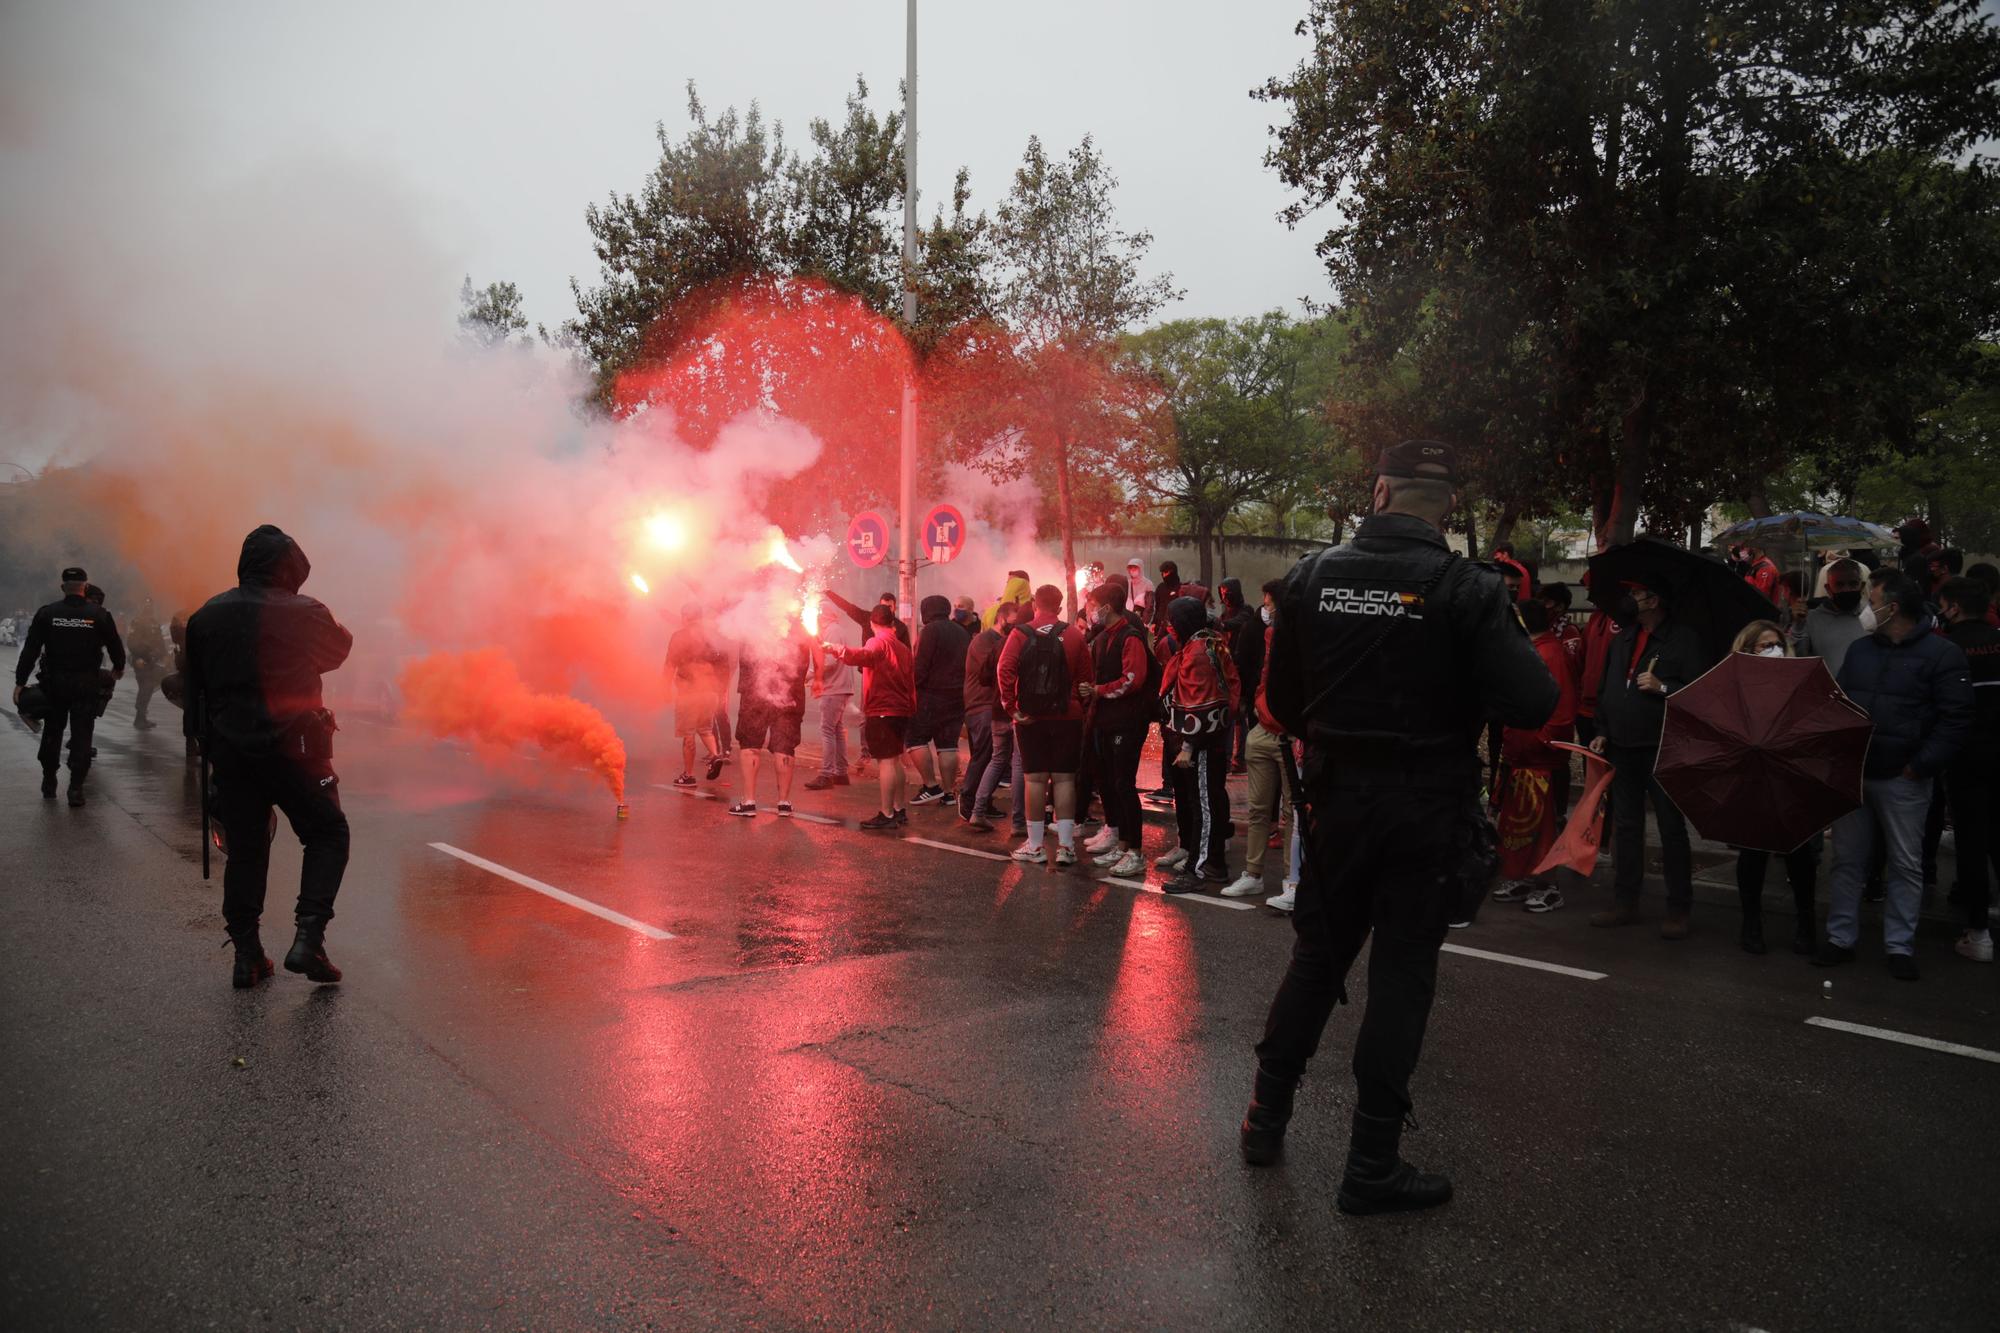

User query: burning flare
[644,511,688,552]
[629,571,651,596]
[399,649,628,801]
[765,528,805,574]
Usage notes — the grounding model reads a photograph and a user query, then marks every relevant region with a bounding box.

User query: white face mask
[1756,645,1785,658]
[1260,606,1273,626]
[1859,601,1882,634]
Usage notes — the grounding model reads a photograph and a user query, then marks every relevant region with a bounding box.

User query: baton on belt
[1278,732,1311,843]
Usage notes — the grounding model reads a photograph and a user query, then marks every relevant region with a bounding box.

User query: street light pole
[897,0,919,618]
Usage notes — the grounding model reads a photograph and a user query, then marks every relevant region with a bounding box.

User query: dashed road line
[429,842,676,940]
[1102,876,1259,911]
[1804,1017,2000,1066]
[1441,942,1606,981]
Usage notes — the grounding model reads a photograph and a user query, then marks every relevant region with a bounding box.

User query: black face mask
[1831,589,1862,613]
[1613,594,1640,623]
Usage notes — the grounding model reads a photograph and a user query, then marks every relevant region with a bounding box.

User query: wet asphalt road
[4,682,1999,1331]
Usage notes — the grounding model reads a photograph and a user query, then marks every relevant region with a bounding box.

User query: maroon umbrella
[1655,654,1873,853]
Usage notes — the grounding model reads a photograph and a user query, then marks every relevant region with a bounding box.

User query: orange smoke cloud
[399,648,627,801]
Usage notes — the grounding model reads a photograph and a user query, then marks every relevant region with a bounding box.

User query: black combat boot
[283,917,342,984]
[1239,1065,1298,1166]
[1336,1110,1453,1216]
[66,783,85,808]
[41,769,58,799]
[226,923,274,989]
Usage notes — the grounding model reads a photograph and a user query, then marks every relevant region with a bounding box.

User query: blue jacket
[1836,617,1974,780]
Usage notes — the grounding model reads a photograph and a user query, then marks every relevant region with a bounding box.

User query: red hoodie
[1502,631,1578,767]
[840,627,916,718]
[997,610,1090,721]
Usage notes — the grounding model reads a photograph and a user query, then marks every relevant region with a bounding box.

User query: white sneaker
[1054,845,1078,868]
[1085,825,1119,853]
[1011,842,1047,864]
[1266,884,1296,912]
[1221,873,1264,898]
[1107,850,1143,877]
[1491,879,1534,902]
[1093,845,1124,866]
[1156,848,1189,871]
[1955,930,1994,963]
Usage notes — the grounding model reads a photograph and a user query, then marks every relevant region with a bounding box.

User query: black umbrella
[1586,538,1779,668]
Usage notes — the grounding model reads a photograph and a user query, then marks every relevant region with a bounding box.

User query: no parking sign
[922,503,966,564]
[847,511,889,568]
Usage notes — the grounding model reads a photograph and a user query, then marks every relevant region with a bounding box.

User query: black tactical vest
[1283,515,1496,781]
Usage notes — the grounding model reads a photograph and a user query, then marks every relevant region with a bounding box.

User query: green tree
[946,135,1179,613]
[1263,0,2000,550]
[458,276,529,349]
[565,82,996,530]
[1125,312,1343,584]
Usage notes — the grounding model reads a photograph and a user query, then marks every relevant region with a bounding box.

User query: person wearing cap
[14,565,126,806]
[1587,576,1704,938]
[186,526,354,990]
[1241,439,1558,1216]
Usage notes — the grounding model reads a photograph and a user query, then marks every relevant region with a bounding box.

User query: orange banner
[1534,742,1615,879]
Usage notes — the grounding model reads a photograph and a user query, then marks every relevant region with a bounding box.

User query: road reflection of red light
[1095,896,1200,1097]
[600,918,910,1320]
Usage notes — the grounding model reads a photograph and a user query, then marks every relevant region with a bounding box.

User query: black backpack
[1016,621,1072,715]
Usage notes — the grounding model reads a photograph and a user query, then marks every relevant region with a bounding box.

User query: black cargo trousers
[213,744,350,931]
[36,672,101,780]
[1254,774,1477,1120]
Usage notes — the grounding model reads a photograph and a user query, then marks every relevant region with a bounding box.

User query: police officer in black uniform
[186,526,353,990]
[1240,441,1558,1215]
[13,566,126,807]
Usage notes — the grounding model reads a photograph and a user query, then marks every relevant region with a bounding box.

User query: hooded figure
[1167,595,1210,653]
[186,525,353,757]
[185,525,355,990]
[984,572,1034,630]
[913,593,971,701]
[1126,558,1154,618]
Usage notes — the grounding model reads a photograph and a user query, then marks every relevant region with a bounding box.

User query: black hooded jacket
[912,594,970,699]
[1217,578,1263,711]
[185,525,353,757]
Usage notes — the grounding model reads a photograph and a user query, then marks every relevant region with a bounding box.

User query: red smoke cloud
[399,649,627,801]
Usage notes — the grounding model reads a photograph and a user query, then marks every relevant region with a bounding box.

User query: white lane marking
[903,836,1014,863]
[1102,876,1259,911]
[652,783,842,824]
[1441,942,1606,981]
[428,843,675,940]
[1804,1017,2000,1066]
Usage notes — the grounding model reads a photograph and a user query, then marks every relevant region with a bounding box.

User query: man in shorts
[666,605,726,785]
[908,595,970,805]
[996,584,1092,867]
[827,604,917,831]
[728,620,814,818]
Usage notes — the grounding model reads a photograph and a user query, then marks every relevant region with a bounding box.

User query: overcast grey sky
[49,0,1329,331]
